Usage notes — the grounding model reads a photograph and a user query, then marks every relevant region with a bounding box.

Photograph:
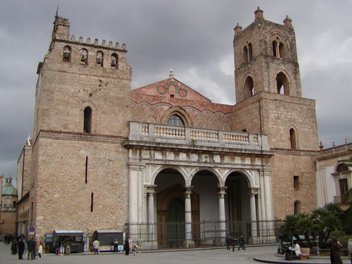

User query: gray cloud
[0,0,351,178]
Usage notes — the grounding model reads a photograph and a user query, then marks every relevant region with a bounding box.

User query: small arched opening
[96,51,104,66]
[279,42,285,58]
[243,46,248,64]
[276,72,290,95]
[80,48,88,65]
[244,76,254,98]
[294,200,301,214]
[111,53,118,68]
[289,128,297,149]
[63,46,71,62]
[168,114,185,127]
[83,106,92,133]
[272,41,278,57]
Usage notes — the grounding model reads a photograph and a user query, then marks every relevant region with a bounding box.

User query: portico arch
[225,171,253,239]
[154,168,199,248]
[191,169,223,244]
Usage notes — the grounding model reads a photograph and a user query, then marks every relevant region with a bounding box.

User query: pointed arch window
[243,42,253,64]
[248,43,253,61]
[279,42,285,58]
[83,106,92,133]
[243,46,248,64]
[272,41,278,57]
[244,76,254,98]
[96,51,104,66]
[168,114,185,127]
[276,72,290,95]
[63,45,71,62]
[111,53,118,68]
[289,128,297,149]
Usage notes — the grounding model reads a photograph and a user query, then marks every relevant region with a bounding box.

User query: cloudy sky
[1,0,351,178]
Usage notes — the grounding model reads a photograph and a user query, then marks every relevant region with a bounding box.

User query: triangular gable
[131,77,212,103]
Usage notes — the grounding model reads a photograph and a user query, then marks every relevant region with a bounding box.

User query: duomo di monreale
[16,7,351,251]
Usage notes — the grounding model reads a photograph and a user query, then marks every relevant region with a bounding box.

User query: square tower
[233,8,319,219]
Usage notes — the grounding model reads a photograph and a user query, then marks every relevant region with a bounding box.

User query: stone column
[218,187,227,243]
[146,186,156,242]
[249,188,258,238]
[275,42,280,58]
[184,187,193,247]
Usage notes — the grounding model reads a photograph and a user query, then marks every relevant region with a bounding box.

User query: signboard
[28,226,35,234]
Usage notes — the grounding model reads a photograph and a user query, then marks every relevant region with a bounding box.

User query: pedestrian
[348,238,352,264]
[238,234,245,250]
[18,236,25,260]
[11,237,18,255]
[27,236,35,260]
[124,238,130,255]
[330,237,343,264]
[113,239,119,253]
[92,239,100,255]
[38,242,43,259]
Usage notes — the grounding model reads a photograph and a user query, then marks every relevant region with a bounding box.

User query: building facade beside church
[17,8,323,249]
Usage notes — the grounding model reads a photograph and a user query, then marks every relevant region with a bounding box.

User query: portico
[125,122,274,249]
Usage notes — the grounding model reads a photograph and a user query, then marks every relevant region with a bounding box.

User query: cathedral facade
[17,8,319,249]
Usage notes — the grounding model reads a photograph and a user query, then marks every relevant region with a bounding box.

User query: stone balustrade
[130,122,269,151]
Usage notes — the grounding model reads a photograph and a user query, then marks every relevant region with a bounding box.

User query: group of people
[226,234,246,252]
[285,237,352,264]
[92,238,139,255]
[9,234,43,260]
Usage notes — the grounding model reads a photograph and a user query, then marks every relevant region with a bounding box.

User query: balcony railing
[129,122,270,151]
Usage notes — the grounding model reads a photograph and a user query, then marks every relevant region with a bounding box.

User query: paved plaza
[0,242,350,264]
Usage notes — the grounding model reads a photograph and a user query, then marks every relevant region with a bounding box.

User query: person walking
[92,239,100,255]
[11,237,18,255]
[113,239,119,254]
[18,236,25,260]
[27,236,35,260]
[124,238,130,255]
[37,242,43,259]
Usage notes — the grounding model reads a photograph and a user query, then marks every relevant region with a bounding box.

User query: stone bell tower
[233,8,319,219]
[29,14,132,240]
[234,7,302,102]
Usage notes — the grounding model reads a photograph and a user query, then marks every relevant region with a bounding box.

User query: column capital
[184,185,193,195]
[218,186,227,195]
[145,185,157,194]
[249,187,259,196]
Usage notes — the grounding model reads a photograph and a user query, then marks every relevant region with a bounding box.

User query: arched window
[83,106,92,133]
[96,51,104,66]
[336,163,349,173]
[243,46,248,64]
[272,41,278,57]
[248,43,253,61]
[294,200,301,214]
[290,128,297,149]
[244,76,254,98]
[80,49,88,64]
[111,53,118,68]
[279,42,285,58]
[63,46,71,62]
[276,72,290,95]
[168,114,185,127]
[243,43,253,64]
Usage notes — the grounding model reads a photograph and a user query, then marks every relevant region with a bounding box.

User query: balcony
[127,122,270,153]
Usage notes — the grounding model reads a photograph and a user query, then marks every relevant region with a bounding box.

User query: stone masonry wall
[33,132,129,239]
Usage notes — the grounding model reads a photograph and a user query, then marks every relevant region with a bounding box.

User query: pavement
[0,242,350,264]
